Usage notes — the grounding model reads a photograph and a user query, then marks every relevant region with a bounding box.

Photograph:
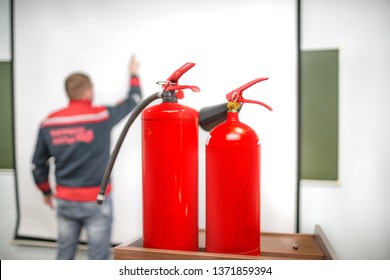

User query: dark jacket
[32,75,141,201]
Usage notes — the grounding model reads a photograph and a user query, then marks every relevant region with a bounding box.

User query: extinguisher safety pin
[231,91,239,102]
[157,81,170,92]
[156,80,168,84]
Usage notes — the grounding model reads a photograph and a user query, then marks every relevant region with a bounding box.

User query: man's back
[31,55,141,259]
[38,100,113,200]
[32,73,141,202]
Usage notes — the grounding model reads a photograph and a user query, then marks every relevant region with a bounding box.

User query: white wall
[13,0,297,245]
[2,0,298,259]
[300,0,390,259]
[5,0,390,260]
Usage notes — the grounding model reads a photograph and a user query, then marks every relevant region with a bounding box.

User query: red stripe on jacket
[55,184,112,202]
[41,105,109,128]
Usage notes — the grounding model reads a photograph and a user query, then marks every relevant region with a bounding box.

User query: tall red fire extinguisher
[205,77,272,256]
[142,63,200,251]
[97,63,200,251]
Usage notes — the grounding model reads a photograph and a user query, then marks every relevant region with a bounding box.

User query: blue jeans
[56,194,113,260]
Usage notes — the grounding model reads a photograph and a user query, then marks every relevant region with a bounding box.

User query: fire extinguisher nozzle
[199,102,243,131]
[96,194,105,205]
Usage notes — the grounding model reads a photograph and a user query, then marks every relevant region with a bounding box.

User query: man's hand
[43,194,54,209]
[129,54,140,75]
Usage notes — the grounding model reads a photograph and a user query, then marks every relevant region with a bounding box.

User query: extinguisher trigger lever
[166,62,196,83]
[158,62,200,99]
[226,77,272,111]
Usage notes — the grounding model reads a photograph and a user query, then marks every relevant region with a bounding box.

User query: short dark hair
[64,73,92,100]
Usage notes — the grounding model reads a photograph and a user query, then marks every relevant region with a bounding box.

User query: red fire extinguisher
[142,63,200,251]
[205,77,272,256]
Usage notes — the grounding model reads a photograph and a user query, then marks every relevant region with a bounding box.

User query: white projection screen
[14,0,298,245]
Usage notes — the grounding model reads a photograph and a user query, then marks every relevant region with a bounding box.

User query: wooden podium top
[113,225,337,260]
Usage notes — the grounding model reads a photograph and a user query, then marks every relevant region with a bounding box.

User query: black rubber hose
[97,91,161,205]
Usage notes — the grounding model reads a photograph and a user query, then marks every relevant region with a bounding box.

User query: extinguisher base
[205,246,260,256]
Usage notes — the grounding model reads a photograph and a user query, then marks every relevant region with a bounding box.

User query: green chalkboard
[300,50,339,180]
[0,61,14,169]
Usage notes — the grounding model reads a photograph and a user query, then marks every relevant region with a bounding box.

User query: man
[31,55,142,259]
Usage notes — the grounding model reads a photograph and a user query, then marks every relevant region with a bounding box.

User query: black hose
[97,91,161,205]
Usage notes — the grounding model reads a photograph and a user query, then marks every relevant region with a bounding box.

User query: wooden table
[114,225,337,260]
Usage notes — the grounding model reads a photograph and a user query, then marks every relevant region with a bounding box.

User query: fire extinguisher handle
[165,84,200,92]
[226,77,273,111]
[166,62,196,84]
[158,62,200,99]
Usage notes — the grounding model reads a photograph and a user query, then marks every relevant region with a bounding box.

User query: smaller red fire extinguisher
[205,77,272,256]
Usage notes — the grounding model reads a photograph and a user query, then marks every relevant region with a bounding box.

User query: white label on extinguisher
[206,134,211,145]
